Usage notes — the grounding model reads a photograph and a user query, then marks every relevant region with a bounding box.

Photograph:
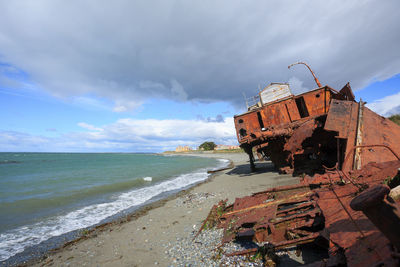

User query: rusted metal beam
[350,184,400,251]
[222,191,314,217]
[225,248,258,257]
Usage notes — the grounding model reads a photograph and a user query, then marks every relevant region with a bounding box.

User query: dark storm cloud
[1,0,399,111]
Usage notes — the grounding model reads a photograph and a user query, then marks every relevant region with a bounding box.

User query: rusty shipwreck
[234,62,400,175]
[197,62,400,266]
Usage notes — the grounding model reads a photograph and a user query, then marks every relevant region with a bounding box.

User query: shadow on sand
[226,160,276,177]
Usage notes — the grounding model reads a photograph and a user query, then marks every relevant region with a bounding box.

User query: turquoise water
[0,153,225,262]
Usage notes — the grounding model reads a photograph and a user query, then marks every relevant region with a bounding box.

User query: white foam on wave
[0,161,229,262]
[143,177,152,182]
[218,159,230,164]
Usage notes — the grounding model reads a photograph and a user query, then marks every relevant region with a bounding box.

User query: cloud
[288,77,308,95]
[71,96,111,111]
[100,117,236,144]
[0,131,52,151]
[77,122,103,131]
[366,91,400,116]
[170,79,188,101]
[196,114,225,123]
[0,1,399,110]
[208,114,225,123]
[0,63,36,91]
[0,117,237,152]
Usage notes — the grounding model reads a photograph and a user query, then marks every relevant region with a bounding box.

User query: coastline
[0,153,225,266]
[25,152,299,266]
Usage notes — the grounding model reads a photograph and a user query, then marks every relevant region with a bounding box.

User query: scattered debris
[199,63,400,266]
[202,160,400,266]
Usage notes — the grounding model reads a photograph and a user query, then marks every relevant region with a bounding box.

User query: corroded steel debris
[200,161,400,266]
[199,64,400,266]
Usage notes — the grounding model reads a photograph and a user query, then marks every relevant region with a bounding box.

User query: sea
[0,152,227,264]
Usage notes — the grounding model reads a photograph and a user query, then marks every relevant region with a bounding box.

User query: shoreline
[15,152,299,266]
[1,153,233,266]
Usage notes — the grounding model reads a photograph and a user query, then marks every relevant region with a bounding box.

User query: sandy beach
[32,152,300,267]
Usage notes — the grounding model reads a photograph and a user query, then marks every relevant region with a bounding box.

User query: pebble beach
[30,152,300,266]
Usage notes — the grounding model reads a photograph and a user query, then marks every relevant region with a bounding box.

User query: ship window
[257,112,264,129]
[295,97,309,118]
[238,119,244,123]
[239,128,247,137]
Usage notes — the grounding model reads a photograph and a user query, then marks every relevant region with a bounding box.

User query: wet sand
[32,152,299,267]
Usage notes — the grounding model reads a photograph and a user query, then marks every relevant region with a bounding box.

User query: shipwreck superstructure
[234,62,400,175]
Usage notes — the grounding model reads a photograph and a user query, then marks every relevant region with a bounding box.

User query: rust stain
[234,80,400,174]
[202,64,400,265]
[202,161,400,266]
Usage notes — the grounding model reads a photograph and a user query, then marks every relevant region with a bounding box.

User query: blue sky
[1,1,400,152]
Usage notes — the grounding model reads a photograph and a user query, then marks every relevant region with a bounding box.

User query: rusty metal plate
[324,99,355,138]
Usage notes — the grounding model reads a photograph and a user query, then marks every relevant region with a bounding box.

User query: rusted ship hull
[234,83,400,175]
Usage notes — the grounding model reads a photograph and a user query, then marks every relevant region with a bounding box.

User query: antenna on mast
[288,62,322,88]
[242,92,249,110]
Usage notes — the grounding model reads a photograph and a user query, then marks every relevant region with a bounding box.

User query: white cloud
[288,77,308,95]
[96,117,236,146]
[71,96,110,111]
[112,105,128,112]
[0,1,399,110]
[0,117,237,152]
[112,100,143,112]
[366,91,400,116]
[77,122,103,131]
[0,131,52,151]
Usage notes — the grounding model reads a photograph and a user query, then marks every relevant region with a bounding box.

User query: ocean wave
[0,158,229,262]
[0,178,148,214]
[0,160,21,165]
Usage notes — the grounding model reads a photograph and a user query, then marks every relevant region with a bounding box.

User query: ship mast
[288,62,322,88]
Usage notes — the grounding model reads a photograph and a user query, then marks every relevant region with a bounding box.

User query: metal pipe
[353,100,364,170]
[350,184,400,251]
[288,62,322,88]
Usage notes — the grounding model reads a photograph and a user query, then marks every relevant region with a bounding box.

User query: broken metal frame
[198,160,400,266]
[235,85,351,174]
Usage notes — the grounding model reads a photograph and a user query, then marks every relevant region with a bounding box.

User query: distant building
[215,144,240,150]
[175,145,192,152]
